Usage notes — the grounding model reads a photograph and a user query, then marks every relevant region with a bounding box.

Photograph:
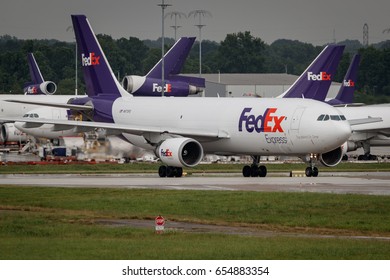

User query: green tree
[216,31,265,73]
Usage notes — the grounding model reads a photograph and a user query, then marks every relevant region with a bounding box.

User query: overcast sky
[1,0,390,46]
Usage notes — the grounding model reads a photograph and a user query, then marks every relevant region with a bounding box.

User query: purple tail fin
[328,54,360,105]
[71,15,128,98]
[146,37,195,78]
[27,53,44,84]
[282,45,345,100]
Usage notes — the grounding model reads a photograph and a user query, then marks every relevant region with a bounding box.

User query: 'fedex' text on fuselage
[238,107,285,133]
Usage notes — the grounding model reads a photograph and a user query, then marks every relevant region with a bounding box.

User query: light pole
[188,10,212,77]
[66,26,78,96]
[165,11,187,41]
[158,0,171,97]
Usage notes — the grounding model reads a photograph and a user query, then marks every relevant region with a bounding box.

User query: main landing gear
[242,156,267,177]
[158,166,183,177]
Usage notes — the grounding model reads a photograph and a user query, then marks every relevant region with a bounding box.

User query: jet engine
[122,75,146,93]
[0,123,28,143]
[122,75,203,96]
[319,142,349,167]
[24,81,57,95]
[157,137,203,168]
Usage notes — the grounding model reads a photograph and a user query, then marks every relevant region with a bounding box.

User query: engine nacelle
[122,75,146,93]
[319,142,348,167]
[24,81,57,95]
[157,137,203,168]
[122,75,203,96]
[1,123,28,143]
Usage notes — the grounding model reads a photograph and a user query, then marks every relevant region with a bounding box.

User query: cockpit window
[330,115,340,121]
[317,114,347,121]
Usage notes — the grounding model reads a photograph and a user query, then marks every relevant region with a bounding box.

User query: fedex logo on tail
[343,79,355,87]
[307,71,331,81]
[153,83,172,93]
[239,107,285,133]
[160,148,173,157]
[81,52,100,66]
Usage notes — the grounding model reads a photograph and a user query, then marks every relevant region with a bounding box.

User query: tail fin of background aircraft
[146,37,195,78]
[328,54,360,105]
[280,45,345,100]
[27,53,44,84]
[71,14,129,98]
[23,53,57,95]
[145,37,205,90]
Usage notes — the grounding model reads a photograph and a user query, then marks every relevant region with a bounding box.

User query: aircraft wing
[5,99,93,111]
[348,117,383,126]
[348,117,390,136]
[0,117,230,140]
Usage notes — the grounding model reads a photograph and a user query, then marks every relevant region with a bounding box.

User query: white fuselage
[112,97,351,157]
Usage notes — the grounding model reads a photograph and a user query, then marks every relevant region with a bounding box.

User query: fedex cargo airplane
[121,37,204,96]
[327,54,360,105]
[0,14,355,178]
[24,53,58,95]
[0,37,203,142]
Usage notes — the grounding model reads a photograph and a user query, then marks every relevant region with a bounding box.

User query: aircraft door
[290,107,305,131]
[52,109,61,119]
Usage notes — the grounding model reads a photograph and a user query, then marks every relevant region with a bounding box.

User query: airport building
[193,73,341,98]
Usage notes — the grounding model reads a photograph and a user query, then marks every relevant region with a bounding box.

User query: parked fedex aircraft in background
[1,15,356,178]
[327,54,360,106]
[23,53,58,95]
[121,37,204,96]
[279,44,345,100]
[1,36,203,143]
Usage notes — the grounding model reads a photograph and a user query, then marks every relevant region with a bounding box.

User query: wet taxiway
[1,172,390,195]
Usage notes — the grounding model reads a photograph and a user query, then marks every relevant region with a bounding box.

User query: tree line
[1,32,390,103]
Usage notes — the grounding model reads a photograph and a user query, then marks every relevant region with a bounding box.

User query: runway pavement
[1,172,390,195]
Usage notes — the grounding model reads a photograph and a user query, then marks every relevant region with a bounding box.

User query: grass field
[1,187,390,259]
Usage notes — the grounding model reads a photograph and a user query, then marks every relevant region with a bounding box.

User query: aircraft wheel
[305,167,312,177]
[242,165,251,177]
[166,166,175,177]
[259,165,267,177]
[250,165,259,177]
[158,165,167,177]
[312,167,319,177]
[175,167,183,178]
